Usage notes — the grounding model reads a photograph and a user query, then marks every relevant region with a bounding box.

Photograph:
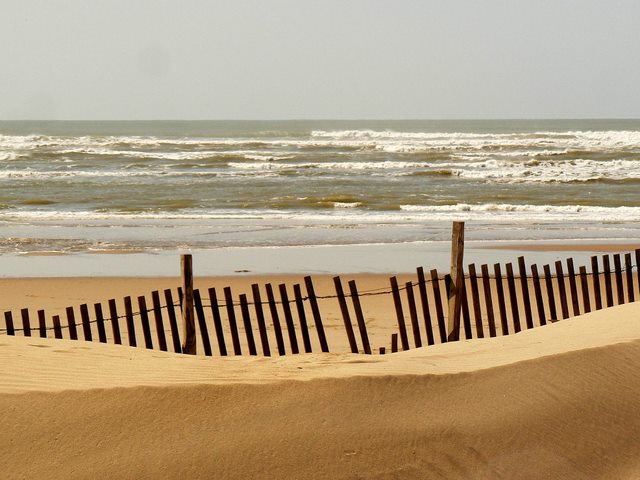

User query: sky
[1,0,639,120]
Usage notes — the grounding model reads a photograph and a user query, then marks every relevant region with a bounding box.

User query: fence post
[181,254,196,355]
[447,221,465,341]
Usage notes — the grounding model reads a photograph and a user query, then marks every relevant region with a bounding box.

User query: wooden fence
[2,249,639,355]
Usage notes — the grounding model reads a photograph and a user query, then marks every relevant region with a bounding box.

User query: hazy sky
[2,0,639,120]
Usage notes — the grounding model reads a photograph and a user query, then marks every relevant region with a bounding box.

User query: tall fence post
[447,221,465,341]
[181,254,196,355]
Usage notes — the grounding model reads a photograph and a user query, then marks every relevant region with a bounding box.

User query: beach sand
[1,269,640,479]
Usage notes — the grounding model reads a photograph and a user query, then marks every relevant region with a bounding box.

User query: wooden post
[123,297,137,347]
[613,254,624,305]
[224,287,242,355]
[430,269,447,343]
[163,290,181,353]
[239,294,258,356]
[208,288,228,356]
[636,249,640,298]
[625,253,635,303]
[181,254,196,355]
[468,264,484,338]
[279,284,299,354]
[517,257,534,329]
[505,263,521,333]
[590,256,602,311]
[391,333,398,353]
[251,284,271,356]
[447,221,465,341]
[493,264,509,335]
[554,261,569,319]
[38,310,47,338]
[460,282,472,340]
[137,296,154,350]
[265,283,286,355]
[405,281,422,348]
[390,276,409,350]
[293,284,312,353]
[94,303,107,343]
[79,304,92,341]
[333,276,359,354]
[151,291,168,352]
[193,290,212,356]
[52,315,63,339]
[4,312,15,336]
[481,264,497,337]
[304,276,329,353]
[21,309,31,337]
[602,255,614,308]
[530,264,546,326]
[416,267,435,346]
[349,280,371,354]
[579,266,591,314]
[66,306,78,340]
[108,299,122,345]
[566,258,581,317]
[543,264,557,322]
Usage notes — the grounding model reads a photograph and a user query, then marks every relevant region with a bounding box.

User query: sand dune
[1,303,639,479]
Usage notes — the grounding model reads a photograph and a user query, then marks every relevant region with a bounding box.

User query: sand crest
[1,303,640,479]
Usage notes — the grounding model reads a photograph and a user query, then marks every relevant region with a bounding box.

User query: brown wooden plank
[566,258,581,317]
[590,256,603,311]
[602,255,614,308]
[151,291,168,352]
[505,263,521,333]
[405,281,422,348]
[348,279,371,354]
[391,333,398,353]
[517,257,534,329]
[579,266,591,314]
[279,284,299,354]
[430,269,447,343]
[460,280,472,340]
[613,254,624,305]
[554,261,569,319]
[52,315,63,339]
[333,276,359,354]
[239,294,258,356]
[265,283,286,355]
[416,267,435,346]
[20,308,31,337]
[636,249,640,299]
[94,303,107,343]
[79,304,92,341]
[251,284,271,356]
[180,255,196,355]
[543,264,557,322]
[163,290,181,353]
[108,298,122,345]
[293,284,312,353]
[493,264,509,335]
[193,290,212,356]
[447,221,465,341]
[379,347,386,355]
[468,264,484,339]
[625,253,635,303]
[4,312,15,336]
[123,297,136,347]
[37,309,47,338]
[208,288,227,356]
[66,306,78,341]
[137,296,154,350]
[390,276,409,350]
[304,276,329,353]
[481,264,497,337]
[530,264,546,327]
[224,287,242,355]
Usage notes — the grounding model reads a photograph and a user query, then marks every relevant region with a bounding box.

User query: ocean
[1,119,639,257]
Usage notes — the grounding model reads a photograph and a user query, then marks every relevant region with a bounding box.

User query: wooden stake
[180,254,196,355]
[590,256,603,311]
[416,267,435,346]
[430,269,447,343]
[447,221,465,341]
[163,290,181,353]
[94,303,107,343]
[517,257,534,329]
[390,276,409,350]
[208,288,227,356]
[602,255,614,308]
[481,264,497,337]
[138,296,154,349]
[333,276,358,353]
[391,333,398,353]
[493,264,509,335]
[405,281,422,348]
[505,263,521,333]
[265,283,286,355]
[625,253,635,303]
[151,291,168,352]
[554,261,569,319]
[279,284,299,354]
[543,264,557,322]
[468,264,484,338]
[4,311,15,336]
[305,276,329,353]
[79,304,92,341]
[21,308,31,337]
[579,266,591,314]
[530,264,546,326]
[108,299,122,345]
[224,287,242,355]
[66,306,78,341]
[52,315,62,339]
[239,294,258,356]
[349,280,371,354]
[38,310,47,338]
[613,254,624,305]
[194,289,212,356]
[251,284,271,356]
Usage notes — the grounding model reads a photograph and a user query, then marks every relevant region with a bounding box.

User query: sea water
[1,119,639,257]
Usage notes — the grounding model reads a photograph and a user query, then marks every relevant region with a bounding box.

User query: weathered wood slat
[390,276,409,350]
[123,297,136,347]
[405,281,422,348]
[239,294,258,356]
[468,264,484,338]
[430,269,447,343]
[636,249,640,298]
[481,264,497,337]
[590,256,603,311]
[208,288,227,356]
[38,309,47,338]
[293,284,312,353]
[566,258,581,317]
[163,290,181,353]
[460,279,472,340]
[349,279,371,354]
[579,266,591,314]
[505,263,521,333]
[333,276,359,354]
[21,308,31,337]
[251,284,271,356]
[416,267,435,346]
[279,284,299,354]
[94,303,107,343]
[66,306,79,341]
[223,287,242,355]
[79,304,92,341]
[530,264,546,327]
[517,257,534,329]
[543,264,557,322]
[613,254,624,305]
[52,315,63,339]
[602,255,614,308]
[265,283,286,355]
[625,253,635,303]
[493,264,509,335]
[554,261,569,319]
[193,290,212,356]
[180,254,196,355]
[4,311,15,336]
[108,299,122,345]
[447,221,465,341]
[151,291,168,352]
[391,333,398,353]
[305,276,329,353]
[137,296,154,350]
